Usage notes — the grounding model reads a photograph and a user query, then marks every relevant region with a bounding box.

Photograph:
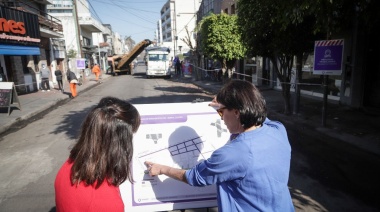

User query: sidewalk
[0,73,111,135]
[1,73,380,157]
[174,75,380,157]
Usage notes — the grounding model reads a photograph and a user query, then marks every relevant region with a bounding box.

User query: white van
[145,47,171,79]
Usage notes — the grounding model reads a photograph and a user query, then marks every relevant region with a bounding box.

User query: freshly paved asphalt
[1,70,380,210]
[1,72,379,156]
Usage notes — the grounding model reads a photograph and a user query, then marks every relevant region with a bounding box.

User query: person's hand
[144,161,162,177]
[208,96,221,108]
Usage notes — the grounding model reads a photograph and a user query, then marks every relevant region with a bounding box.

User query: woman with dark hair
[145,80,294,212]
[55,97,140,211]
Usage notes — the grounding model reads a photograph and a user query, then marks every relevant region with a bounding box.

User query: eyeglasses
[216,107,227,117]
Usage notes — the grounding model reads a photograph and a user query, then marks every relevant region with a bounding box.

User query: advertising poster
[313,39,344,75]
[120,102,230,211]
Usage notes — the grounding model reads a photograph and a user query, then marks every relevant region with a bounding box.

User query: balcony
[36,0,54,5]
[15,7,63,38]
[101,26,111,36]
[78,16,102,32]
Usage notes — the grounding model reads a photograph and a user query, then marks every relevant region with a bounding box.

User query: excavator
[107,39,153,75]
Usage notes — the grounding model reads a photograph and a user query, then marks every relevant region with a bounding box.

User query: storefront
[0,6,41,93]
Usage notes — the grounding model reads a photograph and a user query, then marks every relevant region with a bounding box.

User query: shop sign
[0,6,40,45]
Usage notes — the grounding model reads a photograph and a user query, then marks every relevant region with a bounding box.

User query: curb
[0,78,107,136]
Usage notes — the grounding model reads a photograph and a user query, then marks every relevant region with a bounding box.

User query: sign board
[0,82,21,115]
[313,39,344,75]
[76,59,86,69]
[120,102,230,211]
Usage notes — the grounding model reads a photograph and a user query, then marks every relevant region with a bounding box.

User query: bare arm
[145,161,188,184]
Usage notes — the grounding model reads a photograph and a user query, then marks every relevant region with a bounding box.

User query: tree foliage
[67,49,77,58]
[199,13,246,79]
[237,0,379,114]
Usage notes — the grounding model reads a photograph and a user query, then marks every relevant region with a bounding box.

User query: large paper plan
[120,102,230,211]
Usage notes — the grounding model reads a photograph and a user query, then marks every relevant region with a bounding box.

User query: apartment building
[158,0,201,58]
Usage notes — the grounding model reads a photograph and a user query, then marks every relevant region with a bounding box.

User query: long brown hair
[69,97,140,188]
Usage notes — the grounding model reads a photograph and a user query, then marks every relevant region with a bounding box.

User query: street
[0,66,379,211]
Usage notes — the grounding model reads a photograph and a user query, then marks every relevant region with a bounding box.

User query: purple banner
[76,59,85,69]
[141,114,188,124]
[313,39,344,75]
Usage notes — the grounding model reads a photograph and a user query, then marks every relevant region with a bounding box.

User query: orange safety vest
[92,65,101,73]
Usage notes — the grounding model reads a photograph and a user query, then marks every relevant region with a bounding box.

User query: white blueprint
[120,102,230,211]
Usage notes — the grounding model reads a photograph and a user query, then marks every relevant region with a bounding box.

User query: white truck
[145,47,171,79]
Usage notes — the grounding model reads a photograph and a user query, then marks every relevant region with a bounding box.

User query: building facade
[158,0,201,58]
[47,0,112,73]
[0,0,65,94]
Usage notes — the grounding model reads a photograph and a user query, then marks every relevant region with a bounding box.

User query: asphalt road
[0,65,378,211]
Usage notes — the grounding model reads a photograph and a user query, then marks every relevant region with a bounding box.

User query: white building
[158,0,201,57]
[47,0,112,71]
[113,33,125,55]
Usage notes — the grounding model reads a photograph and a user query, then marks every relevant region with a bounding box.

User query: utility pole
[72,0,82,58]
[171,0,177,57]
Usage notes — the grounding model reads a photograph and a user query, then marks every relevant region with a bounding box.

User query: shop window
[21,56,30,74]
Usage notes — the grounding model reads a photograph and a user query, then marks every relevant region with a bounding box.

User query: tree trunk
[281,82,292,115]
[270,56,292,114]
[293,54,303,114]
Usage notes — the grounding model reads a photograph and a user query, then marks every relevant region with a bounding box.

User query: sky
[88,0,167,43]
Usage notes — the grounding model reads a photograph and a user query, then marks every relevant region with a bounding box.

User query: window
[148,54,167,61]
[21,56,30,74]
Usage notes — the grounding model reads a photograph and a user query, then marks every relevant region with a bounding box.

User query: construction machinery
[107,39,152,75]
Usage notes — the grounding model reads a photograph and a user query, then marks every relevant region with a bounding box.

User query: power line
[177,14,196,35]
[91,0,163,13]
[87,0,103,24]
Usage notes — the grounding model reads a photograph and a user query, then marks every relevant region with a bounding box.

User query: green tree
[199,13,246,81]
[67,49,77,58]
[238,0,380,114]
[238,0,307,114]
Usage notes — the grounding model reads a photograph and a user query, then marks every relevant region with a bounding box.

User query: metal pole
[322,75,328,127]
[72,0,82,58]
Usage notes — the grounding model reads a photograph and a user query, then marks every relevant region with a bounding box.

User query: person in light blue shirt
[145,79,294,212]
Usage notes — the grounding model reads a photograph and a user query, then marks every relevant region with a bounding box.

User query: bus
[145,47,171,79]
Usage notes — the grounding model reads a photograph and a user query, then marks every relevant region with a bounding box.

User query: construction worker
[92,63,101,82]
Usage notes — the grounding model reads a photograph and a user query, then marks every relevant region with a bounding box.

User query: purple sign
[313,39,344,75]
[141,114,188,124]
[76,59,86,69]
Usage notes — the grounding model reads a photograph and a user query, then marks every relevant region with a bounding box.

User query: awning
[0,44,40,55]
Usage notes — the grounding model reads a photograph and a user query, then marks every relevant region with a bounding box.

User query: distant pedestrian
[55,69,64,93]
[40,64,51,92]
[174,56,181,76]
[92,63,101,82]
[66,69,78,99]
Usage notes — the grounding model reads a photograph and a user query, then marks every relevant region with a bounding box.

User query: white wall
[175,0,199,53]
